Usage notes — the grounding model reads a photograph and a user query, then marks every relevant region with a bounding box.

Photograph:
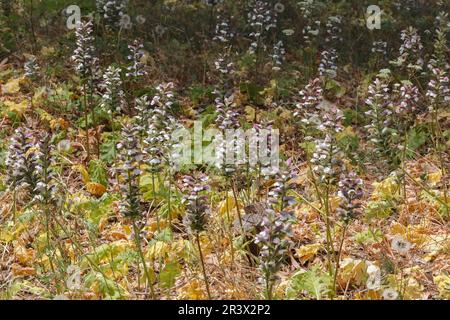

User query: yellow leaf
[11,263,36,277]
[372,176,400,201]
[86,182,107,197]
[434,274,450,299]
[295,243,321,264]
[73,164,90,184]
[218,195,238,218]
[3,100,28,115]
[105,225,131,241]
[244,105,256,122]
[338,258,367,287]
[2,77,21,94]
[14,244,36,266]
[146,241,170,260]
[427,170,442,186]
[177,279,207,300]
[50,118,69,131]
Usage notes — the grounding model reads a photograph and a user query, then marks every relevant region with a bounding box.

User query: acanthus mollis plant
[214,54,235,94]
[392,81,420,133]
[182,174,212,299]
[336,172,364,224]
[364,76,395,161]
[33,133,60,276]
[392,27,424,77]
[5,127,38,220]
[318,48,338,78]
[308,105,345,277]
[144,82,176,172]
[100,65,125,116]
[72,20,100,160]
[115,124,156,298]
[426,66,450,217]
[294,77,323,134]
[429,12,449,71]
[271,40,285,72]
[100,65,125,162]
[33,134,60,207]
[72,20,99,80]
[97,0,128,30]
[318,16,342,79]
[214,94,242,176]
[125,40,147,79]
[134,94,150,138]
[298,0,324,45]
[255,162,296,300]
[143,83,178,231]
[24,56,39,79]
[333,171,364,292]
[213,9,234,44]
[5,127,38,192]
[115,124,143,219]
[247,0,277,56]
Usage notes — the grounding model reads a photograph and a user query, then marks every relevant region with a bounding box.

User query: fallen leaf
[86,182,107,197]
[295,243,321,264]
[12,264,36,277]
[2,77,21,94]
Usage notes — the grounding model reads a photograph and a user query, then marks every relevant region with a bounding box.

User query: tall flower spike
[182,174,210,234]
[134,94,151,135]
[72,20,98,79]
[116,124,143,218]
[318,48,338,78]
[325,15,343,44]
[255,162,295,298]
[429,12,449,71]
[271,40,285,71]
[310,134,345,184]
[126,40,147,79]
[393,82,420,115]
[33,134,59,205]
[294,77,325,133]
[100,65,125,115]
[426,67,450,112]
[214,94,242,175]
[398,27,424,72]
[364,77,394,156]
[5,127,38,191]
[213,11,234,44]
[24,57,39,79]
[144,83,176,172]
[299,0,322,45]
[336,172,364,223]
[247,0,277,53]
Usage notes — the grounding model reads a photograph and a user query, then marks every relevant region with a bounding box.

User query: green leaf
[159,261,181,289]
[286,267,332,300]
[88,159,108,187]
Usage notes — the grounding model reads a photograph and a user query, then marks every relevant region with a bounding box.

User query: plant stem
[333,224,348,295]
[196,233,212,300]
[132,220,156,299]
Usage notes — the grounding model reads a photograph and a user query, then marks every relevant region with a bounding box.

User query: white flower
[382,288,399,300]
[366,264,382,290]
[391,235,412,254]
